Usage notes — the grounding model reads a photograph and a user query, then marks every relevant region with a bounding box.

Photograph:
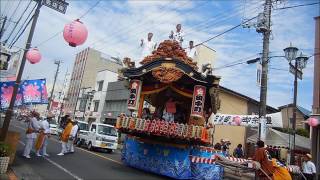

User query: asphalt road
[9,120,169,180]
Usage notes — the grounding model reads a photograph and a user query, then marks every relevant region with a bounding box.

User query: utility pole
[47,60,61,111]
[0,16,7,39]
[257,0,272,140]
[0,0,42,141]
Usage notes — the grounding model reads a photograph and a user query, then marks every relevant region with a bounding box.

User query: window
[97,81,104,91]
[79,99,86,111]
[94,101,99,112]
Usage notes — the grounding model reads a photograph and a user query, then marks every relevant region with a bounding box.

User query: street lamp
[283,44,309,164]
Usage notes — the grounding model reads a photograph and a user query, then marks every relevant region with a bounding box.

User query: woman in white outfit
[23,111,40,159]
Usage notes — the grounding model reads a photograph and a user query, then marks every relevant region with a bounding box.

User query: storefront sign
[208,112,283,128]
[127,80,142,110]
[191,85,206,118]
[75,111,84,117]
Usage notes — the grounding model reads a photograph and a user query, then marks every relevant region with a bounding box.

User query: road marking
[13,124,122,165]
[19,141,83,180]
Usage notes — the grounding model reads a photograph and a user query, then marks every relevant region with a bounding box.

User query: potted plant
[0,142,11,174]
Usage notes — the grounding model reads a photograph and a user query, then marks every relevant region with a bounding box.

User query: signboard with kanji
[208,112,283,128]
[42,0,68,14]
[190,85,206,118]
[127,80,142,110]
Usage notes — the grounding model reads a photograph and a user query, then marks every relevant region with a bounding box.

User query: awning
[247,128,310,151]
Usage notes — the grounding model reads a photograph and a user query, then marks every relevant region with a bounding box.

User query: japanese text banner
[208,112,283,128]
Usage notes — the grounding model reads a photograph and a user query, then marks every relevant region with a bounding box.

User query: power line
[91,0,180,48]
[9,13,34,48]
[274,2,319,10]
[195,15,258,47]
[8,3,37,48]
[36,0,102,47]
[5,0,32,43]
[8,0,22,22]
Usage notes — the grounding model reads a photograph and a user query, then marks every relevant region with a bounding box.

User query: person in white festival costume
[169,24,184,46]
[23,111,41,159]
[35,113,54,157]
[186,40,197,59]
[140,32,157,59]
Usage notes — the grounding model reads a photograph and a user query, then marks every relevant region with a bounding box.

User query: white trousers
[23,138,35,156]
[60,141,68,154]
[39,135,48,155]
[67,140,74,152]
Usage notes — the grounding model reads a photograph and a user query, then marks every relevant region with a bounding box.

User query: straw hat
[306,153,312,159]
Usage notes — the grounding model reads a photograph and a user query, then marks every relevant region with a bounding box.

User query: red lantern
[307,117,319,127]
[63,19,88,47]
[26,48,41,64]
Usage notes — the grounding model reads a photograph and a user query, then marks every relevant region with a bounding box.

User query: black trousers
[303,173,314,180]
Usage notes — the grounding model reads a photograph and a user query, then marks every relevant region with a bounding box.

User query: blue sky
[1,0,319,110]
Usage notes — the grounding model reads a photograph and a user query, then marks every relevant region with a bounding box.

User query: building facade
[64,48,122,115]
[86,70,119,123]
[278,104,311,130]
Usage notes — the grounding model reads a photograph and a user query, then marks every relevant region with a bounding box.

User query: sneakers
[36,153,42,157]
[57,153,64,156]
[43,153,50,157]
[23,155,31,159]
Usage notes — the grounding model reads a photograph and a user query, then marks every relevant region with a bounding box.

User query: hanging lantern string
[35,0,101,47]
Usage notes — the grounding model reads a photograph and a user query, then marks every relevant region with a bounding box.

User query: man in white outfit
[169,24,184,46]
[140,32,157,59]
[23,111,40,159]
[186,41,197,59]
[36,114,53,157]
[68,120,79,153]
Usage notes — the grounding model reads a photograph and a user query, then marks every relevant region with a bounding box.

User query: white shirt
[186,47,197,58]
[170,31,184,46]
[26,117,40,139]
[41,120,50,134]
[302,161,316,174]
[141,39,156,58]
[70,124,79,137]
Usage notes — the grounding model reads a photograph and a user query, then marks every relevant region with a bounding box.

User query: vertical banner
[127,79,142,110]
[191,85,206,118]
[256,63,262,87]
[260,117,267,141]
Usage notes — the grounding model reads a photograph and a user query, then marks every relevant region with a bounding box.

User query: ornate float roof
[123,40,220,86]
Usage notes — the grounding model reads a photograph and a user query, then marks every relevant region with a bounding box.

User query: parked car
[77,122,118,153]
[49,120,59,135]
[75,121,89,146]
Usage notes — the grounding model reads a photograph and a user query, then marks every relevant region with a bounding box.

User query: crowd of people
[22,111,79,159]
[211,138,316,179]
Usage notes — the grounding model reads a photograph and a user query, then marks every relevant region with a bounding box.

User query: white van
[82,122,118,153]
[75,121,89,146]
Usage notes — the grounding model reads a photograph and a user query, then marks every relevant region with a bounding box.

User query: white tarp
[208,112,283,128]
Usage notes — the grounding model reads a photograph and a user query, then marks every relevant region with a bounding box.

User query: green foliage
[296,128,309,138]
[0,142,11,157]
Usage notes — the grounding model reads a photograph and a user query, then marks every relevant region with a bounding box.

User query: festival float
[116,40,306,179]
[116,40,223,179]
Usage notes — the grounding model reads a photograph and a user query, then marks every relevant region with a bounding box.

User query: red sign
[127,80,142,110]
[191,85,206,118]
